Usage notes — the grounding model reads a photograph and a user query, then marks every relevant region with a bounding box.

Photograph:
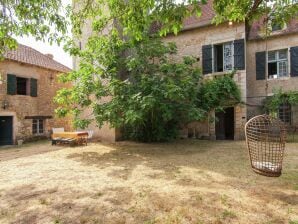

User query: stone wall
[72,4,119,142]
[0,60,72,143]
[164,22,247,140]
[246,33,298,125]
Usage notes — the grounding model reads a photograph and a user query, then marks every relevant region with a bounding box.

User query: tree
[213,0,298,37]
[0,0,69,56]
[214,0,298,23]
[56,0,243,142]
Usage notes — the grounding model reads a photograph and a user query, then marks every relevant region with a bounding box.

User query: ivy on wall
[263,89,298,115]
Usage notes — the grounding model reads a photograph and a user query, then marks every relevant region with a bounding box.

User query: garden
[0,140,297,224]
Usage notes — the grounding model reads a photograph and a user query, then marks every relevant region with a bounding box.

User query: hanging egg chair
[245,115,287,177]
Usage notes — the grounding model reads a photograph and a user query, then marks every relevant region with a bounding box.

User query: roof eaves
[5,58,71,73]
[181,20,213,31]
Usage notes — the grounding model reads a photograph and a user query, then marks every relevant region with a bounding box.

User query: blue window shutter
[234,39,245,70]
[256,51,266,80]
[202,45,213,75]
[7,74,16,95]
[290,46,298,77]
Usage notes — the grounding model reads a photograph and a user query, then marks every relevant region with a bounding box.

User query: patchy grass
[0,140,297,224]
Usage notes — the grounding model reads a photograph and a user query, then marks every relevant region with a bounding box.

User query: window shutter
[256,51,266,80]
[234,39,245,70]
[290,46,298,77]
[30,78,38,97]
[202,45,213,75]
[7,74,16,95]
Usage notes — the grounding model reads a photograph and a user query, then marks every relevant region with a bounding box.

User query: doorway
[0,116,13,145]
[215,107,235,140]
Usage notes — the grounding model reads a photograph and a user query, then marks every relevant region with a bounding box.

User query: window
[268,49,288,79]
[213,42,233,72]
[271,22,282,32]
[6,75,38,96]
[32,119,44,135]
[16,77,29,95]
[270,18,284,32]
[278,103,291,124]
[203,39,245,75]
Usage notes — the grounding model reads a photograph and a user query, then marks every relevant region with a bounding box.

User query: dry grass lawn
[0,140,297,224]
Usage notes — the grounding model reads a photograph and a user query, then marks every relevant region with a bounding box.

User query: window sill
[7,94,36,97]
[205,70,245,76]
[267,76,290,81]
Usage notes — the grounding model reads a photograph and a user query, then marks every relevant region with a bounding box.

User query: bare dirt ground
[0,140,297,224]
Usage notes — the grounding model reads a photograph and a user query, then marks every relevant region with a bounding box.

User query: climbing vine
[263,89,298,115]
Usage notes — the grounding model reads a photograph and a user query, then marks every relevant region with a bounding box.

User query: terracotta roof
[248,17,298,40]
[150,0,214,33]
[161,0,298,38]
[182,0,215,30]
[4,44,71,73]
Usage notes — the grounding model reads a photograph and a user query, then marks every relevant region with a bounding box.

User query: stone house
[161,0,298,140]
[246,18,298,125]
[0,44,72,145]
[75,0,298,141]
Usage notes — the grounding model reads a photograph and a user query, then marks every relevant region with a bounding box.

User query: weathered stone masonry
[0,59,72,144]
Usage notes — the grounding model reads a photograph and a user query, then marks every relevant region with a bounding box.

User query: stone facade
[246,32,298,125]
[76,1,298,141]
[165,22,247,140]
[0,60,72,144]
[72,3,119,143]
[76,19,248,141]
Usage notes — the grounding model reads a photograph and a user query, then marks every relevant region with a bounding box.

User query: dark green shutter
[256,51,266,80]
[202,45,213,75]
[234,39,245,70]
[30,78,38,97]
[7,74,16,95]
[290,46,298,77]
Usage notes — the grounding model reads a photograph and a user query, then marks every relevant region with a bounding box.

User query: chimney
[45,53,54,59]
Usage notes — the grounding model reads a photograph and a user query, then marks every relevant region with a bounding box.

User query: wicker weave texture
[245,115,286,177]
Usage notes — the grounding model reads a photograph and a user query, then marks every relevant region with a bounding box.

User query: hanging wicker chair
[245,115,287,177]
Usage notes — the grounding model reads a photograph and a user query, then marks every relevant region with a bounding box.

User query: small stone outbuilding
[0,44,72,145]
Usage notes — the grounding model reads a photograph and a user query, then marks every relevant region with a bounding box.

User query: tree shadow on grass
[1,140,294,223]
[0,184,133,224]
[66,140,298,214]
[67,140,256,182]
[0,182,292,224]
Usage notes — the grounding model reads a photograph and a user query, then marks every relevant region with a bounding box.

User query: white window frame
[267,49,289,79]
[212,41,234,73]
[223,42,234,71]
[32,119,44,135]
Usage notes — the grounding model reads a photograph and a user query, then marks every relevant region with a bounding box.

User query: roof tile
[4,44,71,73]
[248,17,298,40]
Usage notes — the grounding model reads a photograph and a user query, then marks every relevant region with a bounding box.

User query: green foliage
[57,38,203,142]
[197,73,241,113]
[263,89,298,114]
[56,37,241,142]
[213,0,298,25]
[56,0,241,142]
[0,0,69,57]
[71,0,204,42]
